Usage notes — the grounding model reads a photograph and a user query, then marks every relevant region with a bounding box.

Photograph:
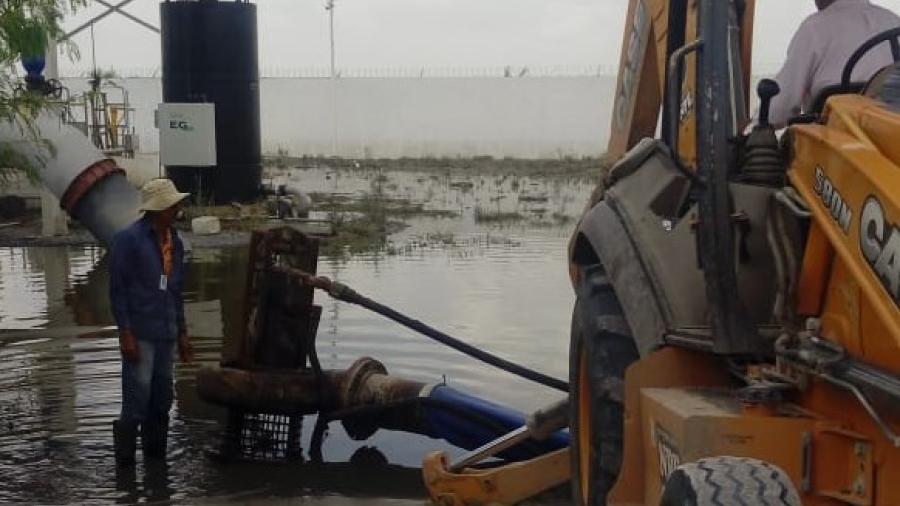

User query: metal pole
[94,0,160,34]
[90,22,97,72]
[41,38,70,237]
[328,0,336,79]
[327,0,337,157]
[61,0,138,41]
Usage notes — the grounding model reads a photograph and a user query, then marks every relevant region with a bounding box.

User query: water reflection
[0,246,107,329]
[0,167,591,504]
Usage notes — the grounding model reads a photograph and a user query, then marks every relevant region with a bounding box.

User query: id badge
[159,275,168,291]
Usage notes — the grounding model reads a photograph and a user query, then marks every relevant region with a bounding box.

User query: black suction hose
[333,283,569,392]
[276,266,569,392]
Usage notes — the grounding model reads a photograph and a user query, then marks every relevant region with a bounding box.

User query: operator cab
[791,26,900,123]
[864,61,900,110]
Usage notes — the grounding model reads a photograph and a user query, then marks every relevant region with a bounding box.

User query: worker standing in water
[769,0,900,127]
[110,178,193,467]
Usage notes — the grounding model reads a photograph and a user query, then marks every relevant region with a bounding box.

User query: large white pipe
[0,112,140,246]
[41,37,68,236]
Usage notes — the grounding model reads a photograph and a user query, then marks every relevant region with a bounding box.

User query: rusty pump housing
[197,227,569,469]
[196,228,439,458]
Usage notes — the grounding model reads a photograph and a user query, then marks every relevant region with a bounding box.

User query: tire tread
[569,263,640,506]
[663,456,802,506]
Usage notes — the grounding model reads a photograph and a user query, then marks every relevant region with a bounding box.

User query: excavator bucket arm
[607,0,755,160]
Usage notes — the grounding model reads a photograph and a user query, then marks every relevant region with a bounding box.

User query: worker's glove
[178,331,194,364]
[119,328,140,363]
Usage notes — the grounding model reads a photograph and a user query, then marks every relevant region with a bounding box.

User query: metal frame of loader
[425,1,900,505]
[424,2,764,503]
[569,1,900,505]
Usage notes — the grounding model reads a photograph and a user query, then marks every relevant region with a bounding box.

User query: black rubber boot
[141,415,169,460]
[113,419,138,467]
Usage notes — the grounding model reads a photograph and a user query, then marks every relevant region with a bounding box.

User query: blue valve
[21,55,46,78]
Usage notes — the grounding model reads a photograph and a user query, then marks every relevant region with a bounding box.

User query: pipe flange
[339,357,388,408]
[59,159,124,214]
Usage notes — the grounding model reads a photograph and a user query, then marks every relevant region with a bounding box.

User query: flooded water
[0,166,594,504]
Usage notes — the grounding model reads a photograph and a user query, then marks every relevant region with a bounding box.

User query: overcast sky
[56,0,900,76]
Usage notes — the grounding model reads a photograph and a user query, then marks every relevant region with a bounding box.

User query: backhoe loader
[566,0,900,504]
[422,1,900,504]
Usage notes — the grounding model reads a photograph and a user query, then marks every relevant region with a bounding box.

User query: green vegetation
[0,0,84,185]
[551,212,574,225]
[253,156,601,254]
[311,192,457,221]
[311,178,459,256]
[474,207,527,224]
[273,147,291,169]
[179,202,270,232]
[425,231,455,245]
[262,153,617,183]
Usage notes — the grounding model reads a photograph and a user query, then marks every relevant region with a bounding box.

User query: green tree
[0,0,83,184]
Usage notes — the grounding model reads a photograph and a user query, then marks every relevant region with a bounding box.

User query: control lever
[448,399,568,472]
[757,78,781,129]
[741,79,785,185]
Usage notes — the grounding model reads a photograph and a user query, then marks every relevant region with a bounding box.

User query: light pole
[325,0,337,157]
[326,0,335,79]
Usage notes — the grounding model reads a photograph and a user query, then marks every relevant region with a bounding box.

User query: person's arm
[769,19,819,128]
[173,234,193,363]
[173,234,187,335]
[174,288,186,337]
[109,232,132,330]
[109,231,139,362]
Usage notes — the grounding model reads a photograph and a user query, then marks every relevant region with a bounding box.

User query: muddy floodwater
[0,165,596,504]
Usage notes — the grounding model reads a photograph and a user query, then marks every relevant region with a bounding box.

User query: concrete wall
[62,76,616,159]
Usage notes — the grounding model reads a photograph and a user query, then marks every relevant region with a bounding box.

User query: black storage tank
[161,0,261,204]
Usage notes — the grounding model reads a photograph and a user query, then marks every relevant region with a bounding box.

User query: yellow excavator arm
[607,0,756,162]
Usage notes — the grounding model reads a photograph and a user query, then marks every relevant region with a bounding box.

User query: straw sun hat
[139,178,190,212]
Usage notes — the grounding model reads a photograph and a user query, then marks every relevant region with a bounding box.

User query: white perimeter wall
[62,76,615,159]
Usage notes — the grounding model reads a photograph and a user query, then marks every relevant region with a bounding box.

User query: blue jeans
[121,339,177,423]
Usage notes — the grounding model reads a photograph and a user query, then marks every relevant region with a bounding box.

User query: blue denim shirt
[109,216,186,342]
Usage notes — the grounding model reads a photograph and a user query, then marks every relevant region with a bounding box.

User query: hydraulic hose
[273,266,570,392]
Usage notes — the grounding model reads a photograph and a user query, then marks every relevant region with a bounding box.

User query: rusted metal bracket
[235,227,322,371]
[813,426,874,506]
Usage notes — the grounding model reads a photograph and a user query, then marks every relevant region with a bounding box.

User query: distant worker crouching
[110,178,193,467]
[769,0,900,127]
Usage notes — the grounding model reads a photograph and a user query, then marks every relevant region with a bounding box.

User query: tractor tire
[569,263,640,506]
[659,457,802,506]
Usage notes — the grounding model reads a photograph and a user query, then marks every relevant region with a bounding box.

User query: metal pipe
[777,335,900,447]
[775,197,799,323]
[449,399,568,471]
[197,357,570,462]
[823,374,900,447]
[666,38,704,156]
[766,204,787,323]
[0,112,140,246]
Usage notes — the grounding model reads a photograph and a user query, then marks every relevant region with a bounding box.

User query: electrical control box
[157,103,217,167]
